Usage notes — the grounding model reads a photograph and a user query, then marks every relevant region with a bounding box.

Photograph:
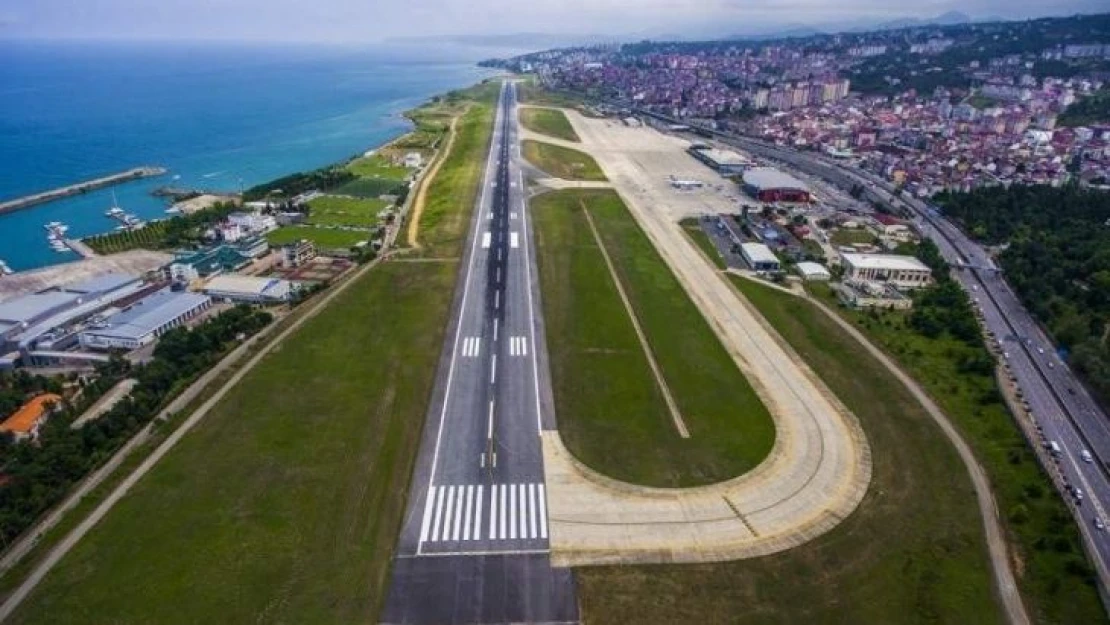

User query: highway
[381,82,578,624]
[707,130,1110,593]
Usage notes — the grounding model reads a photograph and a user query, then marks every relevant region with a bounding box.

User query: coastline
[0,48,499,274]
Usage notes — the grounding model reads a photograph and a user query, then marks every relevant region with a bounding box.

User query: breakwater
[0,167,167,215]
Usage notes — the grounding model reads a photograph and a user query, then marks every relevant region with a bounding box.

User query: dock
[0,167,168,215]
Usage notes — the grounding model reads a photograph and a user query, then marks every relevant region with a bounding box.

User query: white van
[1081,449,1093,464]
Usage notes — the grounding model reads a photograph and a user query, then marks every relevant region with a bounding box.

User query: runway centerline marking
[482,232,491,248]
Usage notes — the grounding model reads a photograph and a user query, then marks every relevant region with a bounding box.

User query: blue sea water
[0,41,501,272]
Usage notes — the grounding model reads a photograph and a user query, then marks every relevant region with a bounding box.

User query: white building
[80,289,212,351]
[740,242,781,272]
[280,240,317,268]
[795,261,831,281]
[841,253,932,289]
[227,212,277,234]
[403,152,423,168]
[204,275,294,304]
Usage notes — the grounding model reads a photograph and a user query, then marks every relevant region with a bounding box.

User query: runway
[381,81,577,624]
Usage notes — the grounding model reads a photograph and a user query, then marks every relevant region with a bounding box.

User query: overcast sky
[0,0,1105,43]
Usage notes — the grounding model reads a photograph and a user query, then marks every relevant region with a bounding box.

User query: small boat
[0,260,13,275]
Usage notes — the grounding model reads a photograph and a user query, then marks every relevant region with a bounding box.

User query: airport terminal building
[687,146,752,175]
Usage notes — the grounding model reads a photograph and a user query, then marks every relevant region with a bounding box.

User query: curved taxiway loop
[519,109,872,566]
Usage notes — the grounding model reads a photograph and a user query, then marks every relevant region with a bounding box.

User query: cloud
[0,0,1105,42]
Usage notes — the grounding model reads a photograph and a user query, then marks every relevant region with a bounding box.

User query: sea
[0,40,505,272]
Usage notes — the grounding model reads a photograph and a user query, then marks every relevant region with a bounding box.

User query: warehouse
[740,242,781,272]
[80,288,212,351]
[742,167,812,203]
[841,253,933,289]
[687,146,752,175]
[204,275,294,304]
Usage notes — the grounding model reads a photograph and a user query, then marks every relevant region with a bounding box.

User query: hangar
[742,168,813,203]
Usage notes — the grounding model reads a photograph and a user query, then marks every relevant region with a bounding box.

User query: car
[1037,347,1045,354]
[1082,449,1093,463]
[1075,488,1084,501]
[1096,517,1106,531]
[1048,362,1055,369]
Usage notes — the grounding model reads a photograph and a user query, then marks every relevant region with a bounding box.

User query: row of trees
[85,203,237,254]
[0,306,272,545]
[934,184,1110,403]
[242,167,355,202]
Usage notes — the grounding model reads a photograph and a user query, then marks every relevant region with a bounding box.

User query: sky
[0,0,1106,44]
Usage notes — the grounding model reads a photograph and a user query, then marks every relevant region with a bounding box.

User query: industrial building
[204,275,294,304]
[0,273,146,357]
[841,253,933,289]
[79,288,212,351]
[742,168,813,203]
[740,242,781,272]
[687,146,752,175]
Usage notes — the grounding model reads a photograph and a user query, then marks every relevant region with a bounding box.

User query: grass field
[519,107,579,142]
[265,225,370,250]
[808,285,1106,623]
[533,189,773,486]
[305,195,390,227]
[522,140,607,182]
[330,177,405,199]
[5,82,502,625]
[577,276,1004,624]
[345,154,411,180]
[6,260,457,625]
[416,81,500,257]
[830,228,878,247]
[679,217,726,270]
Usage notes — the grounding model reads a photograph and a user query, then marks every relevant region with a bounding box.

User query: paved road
[381,82,577,624]
[697,129,1110,598]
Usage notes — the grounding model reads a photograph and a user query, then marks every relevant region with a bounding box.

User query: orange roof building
[0,393,62,440]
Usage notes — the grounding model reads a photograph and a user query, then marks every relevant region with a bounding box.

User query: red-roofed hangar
[742,167,813,202]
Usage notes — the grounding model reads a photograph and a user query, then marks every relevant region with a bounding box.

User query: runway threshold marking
[462,336,481,358]
[510,232,519,248]
[510,336,528,356]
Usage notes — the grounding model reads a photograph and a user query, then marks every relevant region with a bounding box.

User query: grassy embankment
[5,81,500,625]
[519,107,580,142]
[808,283,1106,624]
[533,189,773,486]
[521,139,607,182]
[577,276,1005,624]
[679,217,726,270]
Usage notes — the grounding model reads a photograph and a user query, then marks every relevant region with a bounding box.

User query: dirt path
[799,290,1030,625]
[579,201,689,438]
[0,258,384,621]
[405,115,460,249]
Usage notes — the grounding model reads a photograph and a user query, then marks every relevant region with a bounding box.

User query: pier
[0,167,168,215]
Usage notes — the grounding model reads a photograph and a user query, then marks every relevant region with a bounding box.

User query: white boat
[0,260,12,275]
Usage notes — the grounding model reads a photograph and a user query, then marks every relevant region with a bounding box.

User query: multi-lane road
[381,82,578,624]
[702,129,1110,589]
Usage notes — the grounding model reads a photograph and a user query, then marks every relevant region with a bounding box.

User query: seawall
[0,167,168,215]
